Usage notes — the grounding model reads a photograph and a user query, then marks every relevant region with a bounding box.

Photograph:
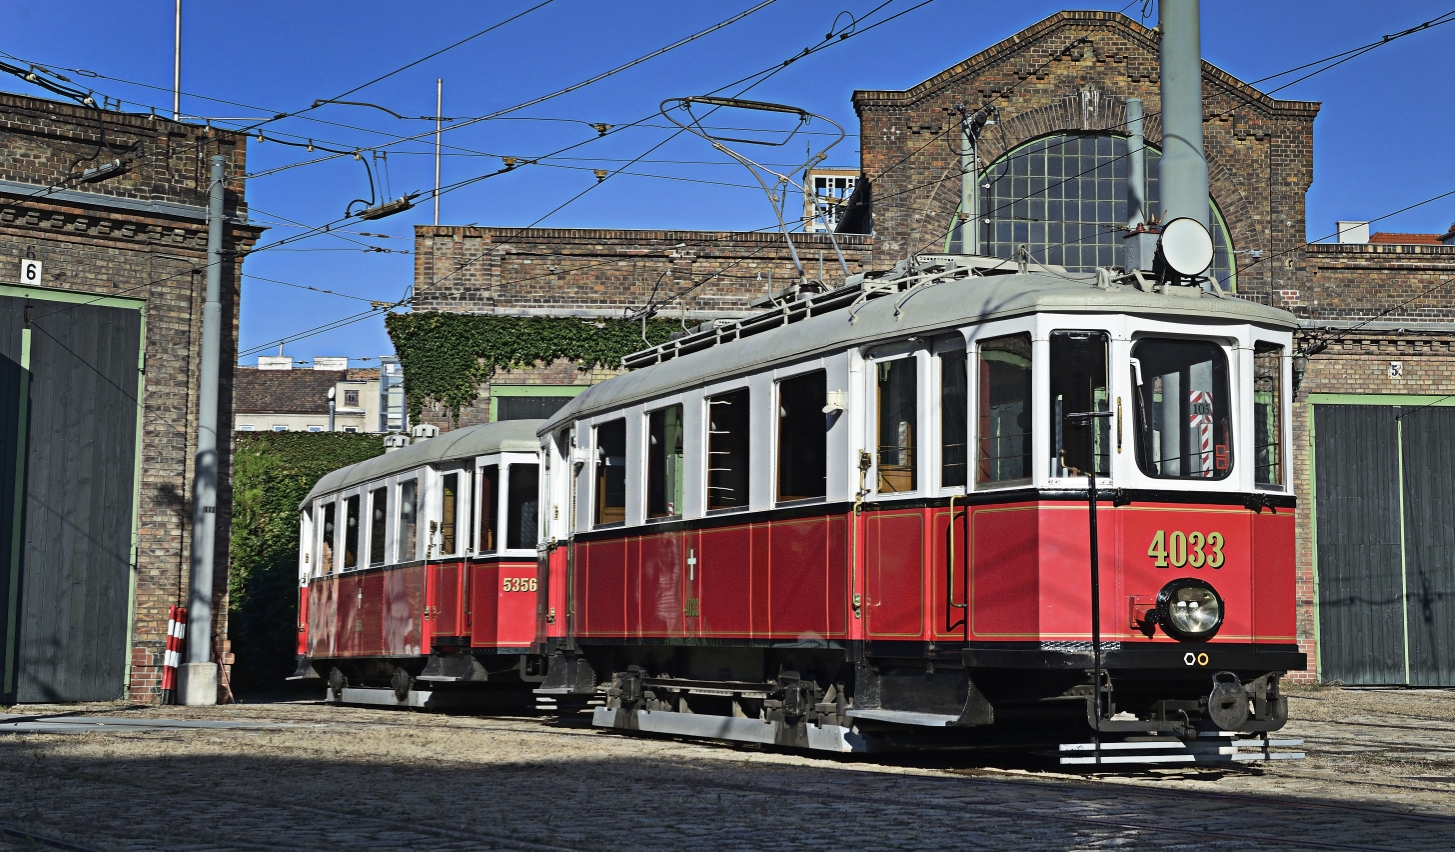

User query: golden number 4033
[1147,530,1224,569]
[502,576,538,593]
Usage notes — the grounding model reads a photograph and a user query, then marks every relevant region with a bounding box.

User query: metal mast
[1158,0,1209,228]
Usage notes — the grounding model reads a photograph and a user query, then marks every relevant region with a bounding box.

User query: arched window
[966,133,1236,289]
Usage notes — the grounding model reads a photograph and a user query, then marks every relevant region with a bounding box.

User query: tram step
[1057,735,1305,765]
[592,706,865,752]
[846,708,960,727]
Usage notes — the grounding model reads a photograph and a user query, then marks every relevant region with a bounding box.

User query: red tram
[530,254,1304,755]
[294,420,548,705]
[292,256,1303,756]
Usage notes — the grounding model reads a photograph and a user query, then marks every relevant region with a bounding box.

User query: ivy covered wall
[386,312,683,422]
[228,432,383,692]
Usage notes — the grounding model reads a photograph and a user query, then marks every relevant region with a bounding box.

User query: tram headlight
[1155,578,1224,641]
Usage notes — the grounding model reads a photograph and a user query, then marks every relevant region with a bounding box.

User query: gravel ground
[1,684,1452,851]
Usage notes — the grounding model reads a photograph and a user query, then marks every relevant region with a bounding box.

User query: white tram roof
[302,419,543,508]
[539,264,1298,436]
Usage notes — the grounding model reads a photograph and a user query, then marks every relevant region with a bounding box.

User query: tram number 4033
[503,577,538,592]
[1147,530,1225,569]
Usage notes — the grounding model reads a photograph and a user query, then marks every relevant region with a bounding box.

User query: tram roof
[302,419,543,508]
[540,267,1297,435]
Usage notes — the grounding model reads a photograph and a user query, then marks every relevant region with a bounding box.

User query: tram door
[0,293,143,703]
[1315,403,1455,686]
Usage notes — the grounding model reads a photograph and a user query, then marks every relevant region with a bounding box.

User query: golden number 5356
[502,577,538,592]
[1147,530,1224,569]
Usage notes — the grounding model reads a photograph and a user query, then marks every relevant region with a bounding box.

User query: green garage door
[0,289,144,703]
[1314,400,1455,686]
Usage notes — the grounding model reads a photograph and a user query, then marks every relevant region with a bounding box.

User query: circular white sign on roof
[1160,217,1214,277]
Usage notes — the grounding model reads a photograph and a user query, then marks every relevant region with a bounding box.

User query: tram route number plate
[1147,529,1224,569]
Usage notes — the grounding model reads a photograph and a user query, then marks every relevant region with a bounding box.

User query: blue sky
[5,1,1453,365]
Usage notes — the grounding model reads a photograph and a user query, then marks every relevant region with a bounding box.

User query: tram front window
[876,357,917,493]
[1131,339,1233,480]
[1253,343,1284,487]
[977,334,1032,485]
[1050,331,1111,478]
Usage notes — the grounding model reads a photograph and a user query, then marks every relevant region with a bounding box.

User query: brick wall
[411,226,873,428]
[850,10,1317,300]
[0,90,260,702]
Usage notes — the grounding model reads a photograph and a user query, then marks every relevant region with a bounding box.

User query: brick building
[412,11,1455,685]
[0,90,259,702]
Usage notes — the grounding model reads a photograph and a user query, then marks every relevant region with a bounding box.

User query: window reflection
[1131,339,1233,480]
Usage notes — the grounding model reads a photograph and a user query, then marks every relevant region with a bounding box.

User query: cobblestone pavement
[1,685,1452,851]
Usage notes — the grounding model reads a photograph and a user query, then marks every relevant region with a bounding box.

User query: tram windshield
[1130,339,1233,480]
[1050,331,1110,478]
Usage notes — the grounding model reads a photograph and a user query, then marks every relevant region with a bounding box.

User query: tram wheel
[391,666,413,702]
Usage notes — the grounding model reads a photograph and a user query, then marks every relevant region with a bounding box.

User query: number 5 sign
[20,258,42,284]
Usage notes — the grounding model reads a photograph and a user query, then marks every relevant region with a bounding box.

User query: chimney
[1159,0,1210,230]
[257,355,293,370]
[410,423,440,443]
[1336,221,1370,245]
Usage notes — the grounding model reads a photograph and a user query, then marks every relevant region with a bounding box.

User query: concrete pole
[328,388,336,432]
[951,109,979,254]
[1125,99,1146,229]
[179,155,226,705]
[1158,0,1209,228]
[433,79,443,226]
[172,1,182,121]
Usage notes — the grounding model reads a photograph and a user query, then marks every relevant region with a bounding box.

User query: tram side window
[507,464,540,549]
[647,405,685,519]
[343,495,360,569]
[877,358,917,492]
[479,464,499,552]
[369,487,387,567]
[1050,331,1111,477]
[777,370,827,502]
[595,419,627,526]
[978,334,1032,484]
[1130,338,1233,480]
[1253,343,1284,487]
[940,349,968,488]
[707,388,750,510]
[320,502,336,573]
[398,480,417,562]
[440,473,459,555]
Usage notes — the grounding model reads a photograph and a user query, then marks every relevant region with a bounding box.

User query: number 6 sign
[20,258,41,284]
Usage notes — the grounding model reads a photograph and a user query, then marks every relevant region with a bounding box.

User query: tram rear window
[343,495,360,569]
[1050,331,1110,477]
[479,464,499,552]
[647,405,685,519]
[507,464,539,550]
[320,502,336,573]
[1254,343,1284,487]
[369,487,387,566]
[941,349,968,488]
[707,389,749,511]
[978,334,1032,485]
[1130,338,1233,480]
[440,473,459,554]
[398,480,417,562]
[595,419,627,526]
[777,370,827,503]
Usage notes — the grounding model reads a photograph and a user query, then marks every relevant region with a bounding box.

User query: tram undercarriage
[536,643,1300,757]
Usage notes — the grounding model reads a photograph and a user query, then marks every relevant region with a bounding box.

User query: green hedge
[228,431,384,692]
[386,312,683,422]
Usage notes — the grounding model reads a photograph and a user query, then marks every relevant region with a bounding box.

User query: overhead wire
[238,0,932,357]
